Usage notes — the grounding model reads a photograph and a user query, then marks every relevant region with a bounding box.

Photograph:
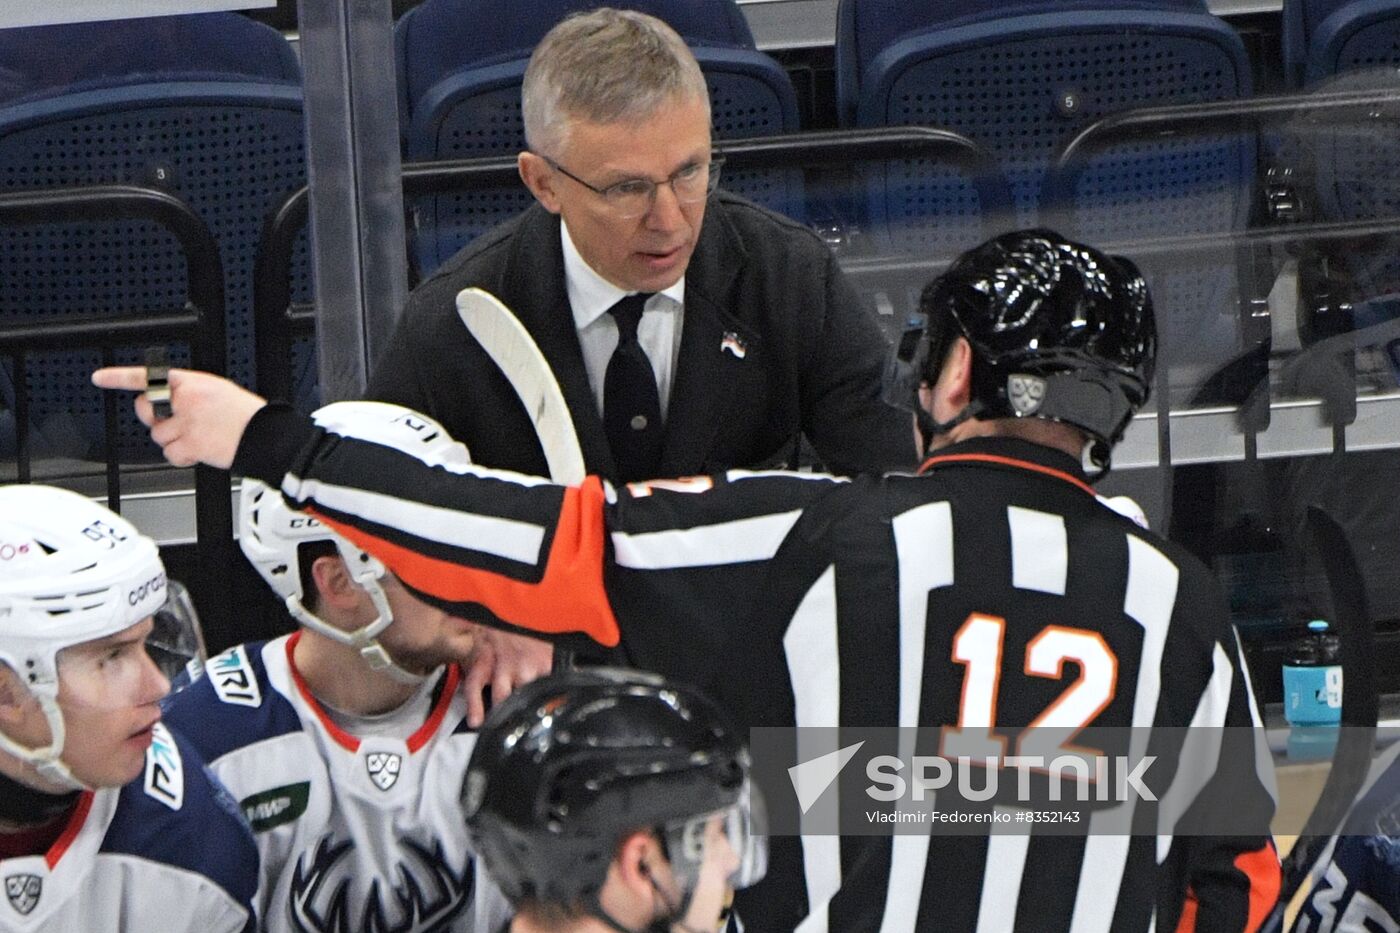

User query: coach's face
[519,93,711,293]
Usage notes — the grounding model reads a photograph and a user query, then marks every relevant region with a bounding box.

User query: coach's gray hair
[522,8,710,156]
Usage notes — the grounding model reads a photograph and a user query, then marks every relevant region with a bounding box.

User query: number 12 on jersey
[942,612,1119,763]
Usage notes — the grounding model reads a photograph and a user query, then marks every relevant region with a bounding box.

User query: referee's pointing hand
[92,367,266,470]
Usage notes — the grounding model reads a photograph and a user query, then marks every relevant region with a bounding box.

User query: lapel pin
[720,331,747,359]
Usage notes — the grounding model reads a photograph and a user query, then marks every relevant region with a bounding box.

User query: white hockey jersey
[0,722,258,932]
[163,632,509,933]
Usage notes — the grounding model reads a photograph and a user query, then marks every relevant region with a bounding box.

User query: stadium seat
[395,0,802,277]
[1282,0,1400,86]
[0,13,309,462]
[836,0,1260,406]
[1279,0,1400,391]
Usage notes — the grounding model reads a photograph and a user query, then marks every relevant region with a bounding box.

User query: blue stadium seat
[1280,2,1400,388]
[836,0,1259,406]
[1281,0,1400,86]
[395,0,802,277]
[0,13,308,462]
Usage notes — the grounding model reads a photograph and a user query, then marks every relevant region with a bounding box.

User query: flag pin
[720,332,747,359]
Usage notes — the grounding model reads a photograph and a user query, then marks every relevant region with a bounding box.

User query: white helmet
[239,402,472,684]
[0,485,200,788]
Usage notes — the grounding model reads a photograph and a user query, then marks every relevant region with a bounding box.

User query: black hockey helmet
[888,229,1155,472]
[461,667,765,912]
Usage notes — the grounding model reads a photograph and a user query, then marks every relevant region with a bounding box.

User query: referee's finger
[91,366,149,391]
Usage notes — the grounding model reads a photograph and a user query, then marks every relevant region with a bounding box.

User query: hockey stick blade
[457,287,584,672]
[1261,504,1378,931]
[456,287,587,486]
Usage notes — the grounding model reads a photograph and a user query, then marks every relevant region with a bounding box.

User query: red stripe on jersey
[285,632,360,753]
[1172,840,1279,933]
[307,477,620,647]
[919,452,1097,497]
[407,664,460,754]
[45,790,93,869]
[1235,841,1281,932]
[1174,890,1199,933]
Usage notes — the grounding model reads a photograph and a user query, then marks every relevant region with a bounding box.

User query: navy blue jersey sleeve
[162,640,303,765]
[103,724,259,922]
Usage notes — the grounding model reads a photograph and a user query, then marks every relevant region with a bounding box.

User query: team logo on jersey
[144,722,185,811]
[365,752,402,791]
[4,875,40,916]
[206,645,262,707]
[1008,373,1046,415]
[288,835,471,932]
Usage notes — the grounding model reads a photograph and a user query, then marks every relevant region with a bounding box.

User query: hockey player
[1291,747,1400,931]
[95,229,1281,931]
[0,484,257,931]
[462,666,766,933]
[160,401,515,933]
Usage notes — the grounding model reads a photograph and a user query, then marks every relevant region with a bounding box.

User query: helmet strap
[585,892,644,933]
[917,400,984,456]
[642,872,708,933]
[582,866,708,933]
[284,584,427,687]
[0,693,85,793]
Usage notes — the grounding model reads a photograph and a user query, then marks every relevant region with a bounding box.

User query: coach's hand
[92,367,266,470]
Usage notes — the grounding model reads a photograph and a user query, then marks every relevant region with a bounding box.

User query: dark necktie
[604,293,662,482]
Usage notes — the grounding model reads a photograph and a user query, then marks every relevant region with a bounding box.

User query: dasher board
[0,1,273,30]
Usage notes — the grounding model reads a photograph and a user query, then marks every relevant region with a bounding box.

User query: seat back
[838,0,1256,405]
[1282,0,1351,86]
[0,13,307,462]
[1290,66,1400,388]
[396,0,801,277]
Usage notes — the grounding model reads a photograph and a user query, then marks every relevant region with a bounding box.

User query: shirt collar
[561,218,685,330]
[917,436,1095,495]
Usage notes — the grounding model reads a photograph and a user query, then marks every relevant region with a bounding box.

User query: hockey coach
[96,229,1281,933]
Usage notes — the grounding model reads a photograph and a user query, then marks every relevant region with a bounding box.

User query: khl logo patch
[366,752,402,791]
[1008,373,1047,415]
[5,874,41,916]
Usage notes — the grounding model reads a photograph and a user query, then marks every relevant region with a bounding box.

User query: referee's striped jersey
[237,407,1281,933]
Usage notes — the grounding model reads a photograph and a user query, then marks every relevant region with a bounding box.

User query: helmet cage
[659,779,768,897]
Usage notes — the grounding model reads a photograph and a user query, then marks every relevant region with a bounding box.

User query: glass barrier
[5,6,1400,908]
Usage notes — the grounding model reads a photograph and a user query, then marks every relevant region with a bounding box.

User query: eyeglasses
[543,155,724,219]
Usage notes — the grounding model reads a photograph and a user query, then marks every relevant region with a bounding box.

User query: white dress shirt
[561,220,686,420]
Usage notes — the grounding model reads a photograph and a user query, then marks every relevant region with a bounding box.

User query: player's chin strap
[915,400,983,458]
[0,694,87,792]
[285,581,427,686]
[583,874,708,933]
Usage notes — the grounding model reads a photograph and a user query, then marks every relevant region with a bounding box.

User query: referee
[97,229,1281,933]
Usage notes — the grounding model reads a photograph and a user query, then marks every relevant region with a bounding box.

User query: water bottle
[1282,619,1343,727]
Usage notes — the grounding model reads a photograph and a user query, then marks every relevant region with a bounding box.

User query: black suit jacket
[369,192,915,480]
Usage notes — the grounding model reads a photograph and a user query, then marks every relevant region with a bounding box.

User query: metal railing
[0,183,234,640]
[253,125,1013,401]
